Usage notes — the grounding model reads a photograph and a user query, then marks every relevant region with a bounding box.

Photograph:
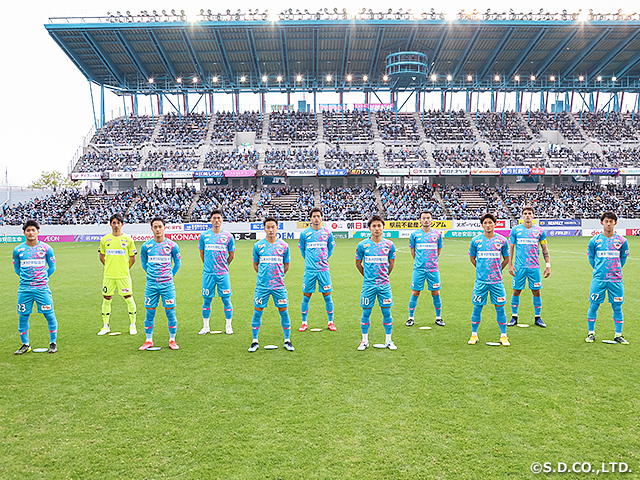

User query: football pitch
[1,237,639,479]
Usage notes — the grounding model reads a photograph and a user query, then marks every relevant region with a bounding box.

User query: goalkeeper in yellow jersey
[98,213,138,335]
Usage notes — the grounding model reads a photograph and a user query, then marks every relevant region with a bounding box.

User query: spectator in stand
[268,111,318,143]
[422,109,474,142]
[384,148,431,168]
[324,147,379,169]
[155,113,209,145]
[74,151,141,173]
[1,190,81,226]
[141,150,199,171]
[319,187,380,221]
[192,187,255,222]
[433,147,488,168]
[475,111,532,142]
[379,184,445,219]
[203,150,259,170]
[263,149,319,169]
[376,111,421,143]
[323,110,373,143]
[91,115,156,145]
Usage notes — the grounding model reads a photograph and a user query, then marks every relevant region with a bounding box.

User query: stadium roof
[46,11,640,94]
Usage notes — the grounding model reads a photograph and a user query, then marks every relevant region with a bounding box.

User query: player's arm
[253,261,259,272]
[227,236,236,265]
[46,248,56,277]
[409,234,416,259]
[470,256,477,267]
[13,248,20,276]
[227,250,235,265]
[284,262,290,274]
[388,258,395,274]
[99,253,106,265]
[588,239,596,268]
[355,259,364,276]
[199,249,205,263]
[469,240,477,267]
[410,248,416,259]
[140,246,148,272]
[171,245,181,276]
[508,243,516,276]
[253,244,260,272]
[327,233,335,258]
[620,240,629,268]
[501,239,510,270]
[541,241,551,278]
[501,255,509,270]
[283,245,291,274]
[298,235,306,259]
[129,255,136,268]
[127,238,137,268]
[388,243,397,274]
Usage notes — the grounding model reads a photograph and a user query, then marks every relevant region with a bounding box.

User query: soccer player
[12,220,58,354]
[298,207,336,332]
[98,213,137,336]
[355,215,397,351]
[198,209,235,335]
[139,217,182,351]
[508,206,550,328]
[468,213,511,346]
[406,211,444,327]
[249,217,294,352]
[585,211,629,344]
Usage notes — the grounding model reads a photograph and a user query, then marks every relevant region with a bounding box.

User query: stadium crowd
[268,112,318,143]
[203,150,259,170]
[383,148,430,168]
[262,149,319,169]
[155,113,209,145]
[140,150,200,171]
[577,112,637,143]
[379,184,445,219]
[319,187,380,220]
[1,190,80,225]
[323,110,373,143]
[74,151,141,173]
[475,111,532,142]
[526,112,584,141]
[602,147,640,167]
[432,147,489,168]
[422,110,475,142]
[211,111,263,143]
[191,186,255,222]
[376,111,421,143]
[91,116,156,145]
[254,186,314,221]
[324,148,379,169]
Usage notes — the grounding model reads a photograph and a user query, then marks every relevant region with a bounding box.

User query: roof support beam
[479,27,515,80]
[428,27,451,75]
[81,30,124,85]
[452,28,483,79]
[340,27,352,80]
[246,28,262,79]
[114,31,149,80]
[588,29,640,78]
[405,26,418,51]
[213,28,235,86]
[561,28,612,79]
[147,29,178,80]
[368,26,386,79]
[615,49,640,79]
[180,30,207,84]
[506,27,548,79]
[313,27,319,81]
[535,28,578,79]
[48,31,93,82]
[279,28,290,86]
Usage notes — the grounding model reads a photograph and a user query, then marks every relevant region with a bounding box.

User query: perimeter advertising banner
[378,168,410,176]
[0,234,26,243]
[318,169,348,176]
[108,172,133,179]
[440,168,470,176]
[471,167,501,175]
[386,220,451,230]
[590,167,619,176]
[561,167,590,175]
[258,169,286,177]
[38,235,75,243]
[193,170,224,178]
[133,171,162,179]
[286,169,317,177]
[410,167,440,176]
[163,171,194,179]
[501,166,530,176]
[348,169,378,176]
[351,231,400,239]
[545,229,581,236]
[619,168,640,175]
[224,170,255,178]
[445,230,483,238]
[530,167,545,175]
[454,220,507,229]
[539,219,582,227]
[70,172,102,180]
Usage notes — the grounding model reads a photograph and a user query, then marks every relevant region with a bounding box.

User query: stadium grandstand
[5,9,640,226]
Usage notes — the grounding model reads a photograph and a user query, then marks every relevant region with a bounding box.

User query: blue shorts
[17,289,54,315]
[410,269,442,292]
[202,273,232,298]
[472,282,507,306]
[144,282,177,309]
[254,288,289,308]
[302,270,332,294]
[512,267,543,290]
[361,284,393,308]
[589,280,624,304]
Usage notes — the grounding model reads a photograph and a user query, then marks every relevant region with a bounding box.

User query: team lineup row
[11,206,630,355]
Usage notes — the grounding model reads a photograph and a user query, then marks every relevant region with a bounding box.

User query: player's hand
[543,267,550,278]
[508,265,516,276]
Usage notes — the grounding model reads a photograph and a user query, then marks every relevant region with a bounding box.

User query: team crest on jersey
[41,305,52,311]
[165,299,175,305]
[497,296,506,302]
[278,299,287,305]
[121,288,131,293]
[614,297,624,302]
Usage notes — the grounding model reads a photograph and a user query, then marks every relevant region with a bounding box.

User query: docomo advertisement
[584,229,626,237]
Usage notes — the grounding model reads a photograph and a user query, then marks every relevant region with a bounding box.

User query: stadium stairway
[456,190,489,218]
[185,193,201,221]
[317,112,324,141]
[149,115,165,143]
[256,191,300,219]
[249,190,263,221]
[261,113,270,140]
[413,113,428,143]
[205,113,217,143]
[314,188,321,207]
[373,187,384,214]
[517,112,537,140]
[465,111,482,141]
[570,113,592,143]
[371,113,380,140]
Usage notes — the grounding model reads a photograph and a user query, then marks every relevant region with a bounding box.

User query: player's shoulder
[471,232,484,243]
[495,233,508,243]
[13,242,27,253]
[38,241,52,251]
[100,232,112,242]
[383,238,395,248]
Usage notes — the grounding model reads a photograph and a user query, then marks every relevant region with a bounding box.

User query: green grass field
[1,237,639,479]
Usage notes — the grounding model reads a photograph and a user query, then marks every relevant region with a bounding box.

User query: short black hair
[480,213,497,224]
[22,219,40,232]
[521,205,534,215]
[368,214,385,228]
[419,211,432,219]
[209,209,223,219]
[309,207,322,218]
[263,216,278,226]
[110,213,125,224]
[150,216,165,226]
[600,211,618,222]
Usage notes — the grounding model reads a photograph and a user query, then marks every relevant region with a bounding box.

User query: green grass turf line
[0,237,639,479]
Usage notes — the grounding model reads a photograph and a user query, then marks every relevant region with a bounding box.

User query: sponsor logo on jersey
[433,283,440,288]
[614,297,624,302]
[307,242,326,249]
[121,288,131,293]
[41,305,52,311]
[382,298,392,305]
[165,299,175,305]
[106,248,126,256]
[278,299,288,305]
[497,296,506,303]
[323,285,331,290]
[477,251,501,259]
[517,238,539,245]
[205,244,227,251]
[222,289,231,294]
[148,255,171,264]
[534,282,542,287]
[416,243,438,250]
[365,255,388,263]
[20,259,46,267]
[261,256,283,264]
[596,251,620,258]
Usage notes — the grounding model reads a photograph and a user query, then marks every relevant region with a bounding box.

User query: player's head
[150,216,165,227]
[210,209,224,229]
[480,213,496,225]
[521,206,535,223]
[22,219,40,232]
[263,216,278,239]
[600,211,618,223]
[110,213,124,226]
[480,213,496,234]
[419,211,432,228]
[309,207,323,226]
[150,217,166,237]
[368,215,385,228]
